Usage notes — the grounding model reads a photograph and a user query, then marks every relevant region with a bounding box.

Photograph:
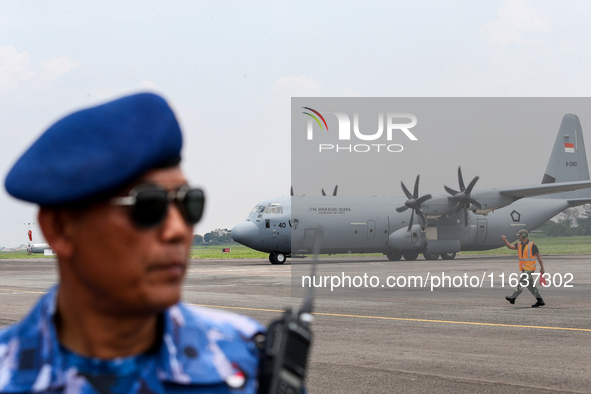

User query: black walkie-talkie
[257,231,320,394]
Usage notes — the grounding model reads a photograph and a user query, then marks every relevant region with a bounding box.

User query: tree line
[537,205,591,237]
[193,228,235,245]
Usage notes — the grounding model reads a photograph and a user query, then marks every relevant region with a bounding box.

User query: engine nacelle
[388,225,426,250]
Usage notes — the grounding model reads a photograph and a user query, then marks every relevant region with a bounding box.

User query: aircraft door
[475,218,487,245]
[301,228,316,252]
[367,220,375,239]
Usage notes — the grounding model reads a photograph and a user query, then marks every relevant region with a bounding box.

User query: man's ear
[38,208,78,260]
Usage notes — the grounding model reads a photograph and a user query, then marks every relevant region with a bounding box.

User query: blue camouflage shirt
[0,286,265,393]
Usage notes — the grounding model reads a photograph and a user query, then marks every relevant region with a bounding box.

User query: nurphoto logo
[302,107,418,153]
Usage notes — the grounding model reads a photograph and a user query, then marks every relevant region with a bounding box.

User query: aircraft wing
[498,180,591,198]
[567,198,591,207]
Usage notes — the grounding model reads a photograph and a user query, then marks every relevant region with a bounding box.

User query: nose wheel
[269,252,287,265]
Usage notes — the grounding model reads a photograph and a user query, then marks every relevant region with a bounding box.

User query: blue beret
[5,93,182,205]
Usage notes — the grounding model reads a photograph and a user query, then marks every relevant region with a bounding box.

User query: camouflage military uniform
[513,270,541,298]
[0,286,264,393]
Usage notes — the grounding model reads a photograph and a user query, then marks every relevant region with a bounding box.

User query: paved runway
[1,255,590,393]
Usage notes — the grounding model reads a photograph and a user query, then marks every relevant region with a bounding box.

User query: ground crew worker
[0,93,265,393]
[501,229,546,307]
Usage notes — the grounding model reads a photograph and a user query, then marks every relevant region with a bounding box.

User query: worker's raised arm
[501,235,517,250]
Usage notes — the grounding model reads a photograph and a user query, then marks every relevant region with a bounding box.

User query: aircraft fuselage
[231,195,568,258]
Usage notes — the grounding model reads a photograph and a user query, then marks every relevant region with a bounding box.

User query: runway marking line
[0,288,45,294]
[188,303,591,333]
[2,289,588,333]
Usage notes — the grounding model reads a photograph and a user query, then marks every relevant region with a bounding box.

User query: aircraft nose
[231,221,260,247]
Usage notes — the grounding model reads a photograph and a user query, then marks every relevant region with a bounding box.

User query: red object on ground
[222,248,231,253]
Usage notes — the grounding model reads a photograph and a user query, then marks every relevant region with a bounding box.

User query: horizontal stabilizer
[499,180,591,198]
[566,198,591,207]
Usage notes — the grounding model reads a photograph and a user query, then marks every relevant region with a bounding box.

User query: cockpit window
[264,203,283,215]
[251,205,266,213]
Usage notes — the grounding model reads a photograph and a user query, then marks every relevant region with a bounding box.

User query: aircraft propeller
[396,175,432,231]
[444,166,483,226]
[321,185,338,196]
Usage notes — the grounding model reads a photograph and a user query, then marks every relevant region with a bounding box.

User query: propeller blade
[418,209,428,229]
[458,167,465,191]
[401,181,413,199]
[468,199,483,210]
[464,206,469,227]
[466,176,480,193]
[407,210,414,232]
[446,202,462,218]
[333,185,338,196]
[290,186,294,196]
[444,185,458,196]
[417,194,432,205]
[413,175,420,198]
[396,206,409,213]
[322,188,326,196]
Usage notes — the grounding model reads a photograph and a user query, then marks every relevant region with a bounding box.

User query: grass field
[2,236,589,260]
[190,244,268,259]
[0,251,53,259]
[461,236,591,255]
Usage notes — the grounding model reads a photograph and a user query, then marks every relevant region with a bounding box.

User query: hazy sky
[1,1,591,247]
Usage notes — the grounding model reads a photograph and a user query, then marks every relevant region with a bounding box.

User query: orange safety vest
[518,241,537,271]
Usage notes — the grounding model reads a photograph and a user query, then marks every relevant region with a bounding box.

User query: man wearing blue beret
[0,93,265,393]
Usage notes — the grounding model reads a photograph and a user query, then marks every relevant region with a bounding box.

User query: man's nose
[161,203,192,241]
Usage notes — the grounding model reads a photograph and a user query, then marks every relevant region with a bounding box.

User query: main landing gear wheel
[269,252,287,265]
[440,252,456,260]
[423,253,440,260]
[403,251,419,261]
[385,251,402,261]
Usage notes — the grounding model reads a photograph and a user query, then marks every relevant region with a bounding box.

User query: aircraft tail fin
[542,114,591,199]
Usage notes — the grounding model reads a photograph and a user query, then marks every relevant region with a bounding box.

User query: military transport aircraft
[27,243,50,254]
[232,114,591,264]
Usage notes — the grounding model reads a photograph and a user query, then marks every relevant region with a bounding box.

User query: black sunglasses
[111,184,205,228]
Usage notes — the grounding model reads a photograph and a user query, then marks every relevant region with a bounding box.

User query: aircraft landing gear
[269,252,287,265]
[402,251,419,261]
[387,251,420,261]
[440,252,456,260]
[423,253,440,260]
[385,251,402,261]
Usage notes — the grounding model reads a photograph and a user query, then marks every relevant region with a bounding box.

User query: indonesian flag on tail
[565,143,575,153]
